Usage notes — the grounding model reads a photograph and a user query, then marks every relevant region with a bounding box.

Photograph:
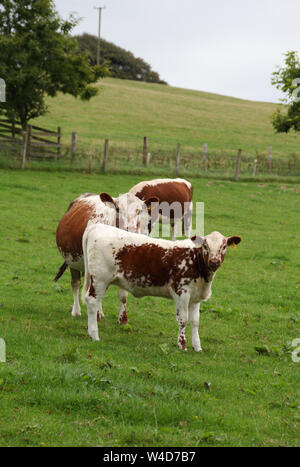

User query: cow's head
[99,192,159,234]
[192,231,242,272]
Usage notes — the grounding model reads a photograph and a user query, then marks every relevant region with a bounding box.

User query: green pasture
[2,78,300,177]
[0,169,300,447]
[31,78,300,159]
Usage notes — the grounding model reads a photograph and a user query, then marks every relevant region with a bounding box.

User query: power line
[94,5,106,66]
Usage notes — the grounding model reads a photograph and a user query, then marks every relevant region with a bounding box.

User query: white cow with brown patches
[81,224,242,350]
[55,191,158,320]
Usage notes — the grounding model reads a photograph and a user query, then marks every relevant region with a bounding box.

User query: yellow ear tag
[147,205,151,211]
[229,243,237,250]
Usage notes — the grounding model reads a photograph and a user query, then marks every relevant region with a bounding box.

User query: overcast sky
[55,0,300,103]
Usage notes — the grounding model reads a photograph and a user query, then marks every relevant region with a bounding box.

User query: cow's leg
[86,295,100,341]
[85,279,107,341]
[188,302,202,352]
[172,220,177,241]
[169,217,177,241]
[97,303,104,322]
[174,295,189,350]
[183,201,193,238]
[118,289,129,324]
[70,268,81,317]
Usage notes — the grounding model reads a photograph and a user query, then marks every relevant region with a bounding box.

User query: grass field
[0,169,300,447]
[31,78,300,159]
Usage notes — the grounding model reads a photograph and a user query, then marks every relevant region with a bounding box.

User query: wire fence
[1,127,300,180]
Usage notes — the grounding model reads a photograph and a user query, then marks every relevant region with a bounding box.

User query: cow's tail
[54,261,68,282]
[81,230,90,305]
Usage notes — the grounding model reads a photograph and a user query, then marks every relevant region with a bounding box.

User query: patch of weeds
[55,284,63,294]
[141,368,154,378]
[204,307,234,320]
[270,259,284,266]
[55,348,79,363]
[149,385,180,401]
[120,324,133,333]
[204,307,222,315]
[79,372,112,387]
[243,388,257,396]
[159,343,170,355]
[201,392,218,404]
[285,401,300,410]
[16,232,32,243]
[290,313,300,323]
[98,359,115,370]
[254,345,281,356]
[268,401,283,409]
[198,431,227,444]
[99,379,112,385]
[0,378,17,392]
[269,400,300,410]
[20,423,41,434]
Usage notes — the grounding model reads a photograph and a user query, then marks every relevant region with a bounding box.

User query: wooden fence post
[175,143,181,176]
[27,124,32,160]
[268,145,272,173]
[252,159,257,177]
[234,149,242,181]
[143,136,147,166]
[102,138,109,173]
[57,126,61,159]
[71,132,77,164]
[88,152,92,174]
[20,130,29,169]
[202,143,208,170]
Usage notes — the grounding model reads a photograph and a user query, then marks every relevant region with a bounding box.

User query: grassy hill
[32,78,300,160]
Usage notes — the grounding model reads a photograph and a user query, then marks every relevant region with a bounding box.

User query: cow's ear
[191,236,204,246]
[99,192,116,208]
[145,196,160,212]
[227,236,242,249]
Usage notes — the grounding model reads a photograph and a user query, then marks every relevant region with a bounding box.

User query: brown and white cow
[81,224,242,350]
[55,191,158,319]
[130,178,193,240]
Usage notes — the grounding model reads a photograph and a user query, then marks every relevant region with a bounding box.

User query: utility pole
[94,6,106,65]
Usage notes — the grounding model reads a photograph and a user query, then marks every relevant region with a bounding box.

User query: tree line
[75,33,167,85]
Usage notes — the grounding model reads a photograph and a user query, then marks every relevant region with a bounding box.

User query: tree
[75,33,167,85]
[271,51,300,133]
[0,0,110,129]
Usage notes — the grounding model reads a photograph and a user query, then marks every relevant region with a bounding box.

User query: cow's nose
[209,259,221,270]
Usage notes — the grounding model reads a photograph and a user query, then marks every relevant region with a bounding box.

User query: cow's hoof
[88,332,100,341]
[193,346,202,352]
[72,309,81,317]
[118,319,129,325]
